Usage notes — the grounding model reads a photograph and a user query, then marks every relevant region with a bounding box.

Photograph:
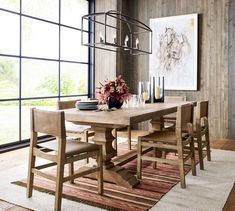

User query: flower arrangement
[97,75,130,104]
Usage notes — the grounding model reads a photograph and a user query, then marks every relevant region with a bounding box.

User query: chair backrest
[31,108,66,138]
[176,103,194,134]
[195,101,209,132]
[196,101,208,119]
[57,100,78,110]
[165,96,187,103]
[164,96,187,119]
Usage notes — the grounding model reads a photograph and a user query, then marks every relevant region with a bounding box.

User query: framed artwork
[149,14,198,90]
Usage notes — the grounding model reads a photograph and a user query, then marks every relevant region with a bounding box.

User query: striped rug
[13,143,195,211]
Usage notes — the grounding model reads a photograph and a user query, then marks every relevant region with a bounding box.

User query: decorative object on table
[128,94,144,108]
[75,99,99,110]
[106,96,123,109]
[81,10,152,55]
[138,81,151,103]
[97,75,130,109]
[149,14,198,90]
[139,77,164,104]
[151,76,164,103]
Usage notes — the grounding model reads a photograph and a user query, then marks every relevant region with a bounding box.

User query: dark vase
[107,97,123,109]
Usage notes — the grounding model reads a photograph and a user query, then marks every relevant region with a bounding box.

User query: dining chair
[57,100,95,142]
[163,96,187,130]
[151,96,187,131]
[26,108,103,211]
[193,100,211,170]
[137,103,196,188]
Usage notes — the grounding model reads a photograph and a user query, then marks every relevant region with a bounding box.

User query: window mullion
[19,0,22,142]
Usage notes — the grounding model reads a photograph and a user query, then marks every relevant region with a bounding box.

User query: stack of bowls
[75,99,99,110]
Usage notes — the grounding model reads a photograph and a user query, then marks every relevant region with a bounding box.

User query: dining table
[64,101,192,188]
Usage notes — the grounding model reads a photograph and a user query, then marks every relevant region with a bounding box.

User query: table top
[64,102,192,128]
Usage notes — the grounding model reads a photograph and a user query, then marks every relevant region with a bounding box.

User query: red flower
[97,75,130,104]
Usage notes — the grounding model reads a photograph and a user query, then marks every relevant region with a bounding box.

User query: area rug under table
[13,144,195,211]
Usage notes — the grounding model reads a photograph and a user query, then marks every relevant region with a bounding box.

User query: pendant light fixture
[81,10,152,55]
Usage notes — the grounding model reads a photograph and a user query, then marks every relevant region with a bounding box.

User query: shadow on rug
[12,144,196,211]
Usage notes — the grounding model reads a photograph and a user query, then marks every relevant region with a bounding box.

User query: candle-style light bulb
[136,38,139,49]
[124,35,129,47]
[99,32,104,43]
[113,35,117,44]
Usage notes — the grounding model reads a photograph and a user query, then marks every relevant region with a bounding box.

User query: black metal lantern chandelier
[81,10,152,55]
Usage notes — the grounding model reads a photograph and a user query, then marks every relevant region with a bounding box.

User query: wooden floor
[0,135,235,210]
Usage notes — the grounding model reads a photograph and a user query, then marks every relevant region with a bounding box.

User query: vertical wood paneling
[229,0,235,138]
[94,0,117,88]
[208,0,217,136]
[220,0,229,138]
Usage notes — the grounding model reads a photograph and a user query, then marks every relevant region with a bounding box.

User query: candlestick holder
[154,76,164,103]
[138,81,151,104]
[150,76,164,103]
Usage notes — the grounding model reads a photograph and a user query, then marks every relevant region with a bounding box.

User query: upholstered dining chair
[27,108,103,211]
[193,100,211,170]
[137,103,196,188]
[57,100,95,142]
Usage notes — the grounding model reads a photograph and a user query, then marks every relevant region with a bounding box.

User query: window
[0,0,92,147]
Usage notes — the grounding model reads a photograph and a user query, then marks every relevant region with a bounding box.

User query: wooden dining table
[64,102,191,188]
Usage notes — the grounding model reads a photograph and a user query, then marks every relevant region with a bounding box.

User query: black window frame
[0,0,94,151]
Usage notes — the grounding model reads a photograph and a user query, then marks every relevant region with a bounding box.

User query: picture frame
[149,14,198,90]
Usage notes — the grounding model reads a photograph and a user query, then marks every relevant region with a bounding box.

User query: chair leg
[197,134,204,170]
[137,138,142,179]
[153,147,157,169]
[190,140,196,176]
[162,150,166,159]
[205,132,211,161]
[68,159,74,184]
[178,149,186,189]
[127,127,131,150]
[55,162,65,211]
[26,147,36,198]
[97,146,103,195]
[84,130,88,142]
[84,131,89,164]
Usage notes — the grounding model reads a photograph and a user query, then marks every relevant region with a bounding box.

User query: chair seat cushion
[38,139,99,157]
[65,121,91,134]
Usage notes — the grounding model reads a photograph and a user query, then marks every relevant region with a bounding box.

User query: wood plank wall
[95,0,231,138]
[94,0,118,88]
[229,0,235,138]
[123,0,230,138]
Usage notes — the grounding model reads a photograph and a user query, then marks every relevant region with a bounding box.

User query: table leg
[92,126,139,188]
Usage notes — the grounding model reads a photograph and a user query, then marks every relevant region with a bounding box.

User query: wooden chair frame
[194,100,211,170]
[26,108,103,211]
[151,96,187,131]
[57,99,95,142]
[137,104,196,188]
